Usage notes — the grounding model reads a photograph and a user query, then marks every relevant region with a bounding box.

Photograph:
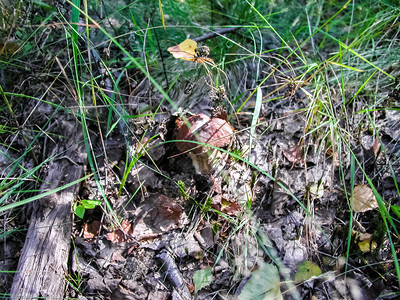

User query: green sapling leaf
[239,262,282,300]
[193,266,212,293]
[74,205,85,219]
[81,199,101,209]
[294,261,321,282]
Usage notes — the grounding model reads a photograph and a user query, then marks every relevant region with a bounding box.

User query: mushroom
[176,114,234,174]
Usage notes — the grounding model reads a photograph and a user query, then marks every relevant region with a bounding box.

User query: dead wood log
[11,116,87,299]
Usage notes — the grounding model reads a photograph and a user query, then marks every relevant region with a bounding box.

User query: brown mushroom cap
[176,114,234,155]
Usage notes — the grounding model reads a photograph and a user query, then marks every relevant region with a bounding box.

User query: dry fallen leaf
[106,219,133,243]
[167,39,213,64]
[283,144,303,165]
[358,238,377,252]
[352,184,378,213]
[168,39,197,60]
[373,138,380,157]
[130,193,188,240]
[82,221,100,239]
[212,195,242,216]
[0,41,19,56]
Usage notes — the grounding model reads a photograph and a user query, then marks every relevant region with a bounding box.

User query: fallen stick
[158,250,191,300]
[193,27,240,43]
[10,116,87,299]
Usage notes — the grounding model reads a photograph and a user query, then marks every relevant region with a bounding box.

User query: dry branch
[11,116,87,299]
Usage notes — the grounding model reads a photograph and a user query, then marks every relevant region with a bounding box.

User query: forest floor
[1,1,400,299]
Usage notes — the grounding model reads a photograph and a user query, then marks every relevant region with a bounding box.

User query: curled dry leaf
[373,138,380,157]
[351,184,378,213]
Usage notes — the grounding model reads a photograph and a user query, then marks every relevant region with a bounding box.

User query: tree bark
[11,116,87,299]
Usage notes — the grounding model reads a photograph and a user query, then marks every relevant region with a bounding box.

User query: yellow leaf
[352,230,377,252]
[167,39,214,64]
[358,239,377,252]
[167,39,197,61]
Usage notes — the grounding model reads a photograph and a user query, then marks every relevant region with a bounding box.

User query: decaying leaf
[352,184,378,213]
[238,262,283,300]
[193,266,213,293]
[0,41,20,56]
[82,221,101,239]
[130,193,188,240]
[309,183,324,199]
[283,144,303,165]
[106,219,133,243]
[212,195,242,216]
[167,39,213,63]
[294,261,322,283]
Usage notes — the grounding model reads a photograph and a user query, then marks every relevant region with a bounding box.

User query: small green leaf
[201,197,212,213]
[177,180,188,200]
[294,261,322,282]
[74,205,85,219]
[81,199,101,209]
[193,266,212,293]
[239,262,282,300]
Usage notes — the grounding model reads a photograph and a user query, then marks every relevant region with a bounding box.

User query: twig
[158,250,191,300]
[193,27,241,43]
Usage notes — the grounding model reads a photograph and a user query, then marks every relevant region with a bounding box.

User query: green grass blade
[248,86,262,160]
[0,173,92,213]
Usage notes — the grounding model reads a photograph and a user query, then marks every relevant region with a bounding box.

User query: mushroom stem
[189,148,229,175]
